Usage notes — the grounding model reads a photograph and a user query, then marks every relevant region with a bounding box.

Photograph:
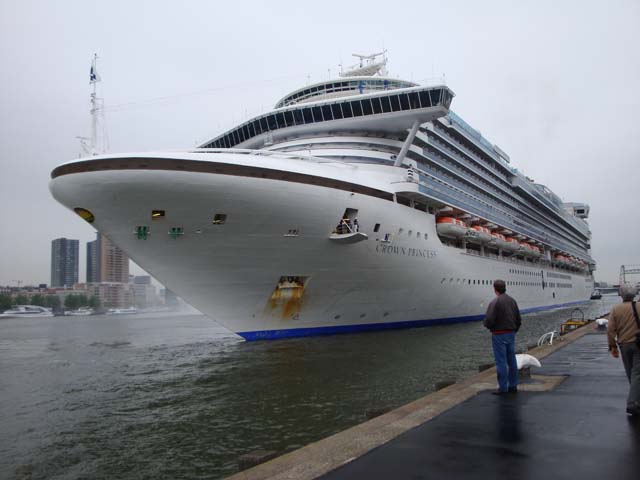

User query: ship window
[267,115,277,131]
[212,213,227,225]
[151,210,165,220]
[399,94,410,111]
[254,120,263,135]
[424,233,428,240]
[419,91,431,108]
[351,100,363,116]
[232,130,240,145]
[371,97,383,114]
[284,111,294,126]
[374,223,380,232]
[311,106,323,122]
[390,95,401,112]
[322,105,333,121]
[362,99,373,115]
[242,125,250,140]
[408,92,421,109]
[248,122,255,137]
[302,108,313,123]
[276,113,286,128]
[381,96,391,113]
[341,102,353,118]
[331,103,343,119]
[293,109,303,125]
[430,89,442,106]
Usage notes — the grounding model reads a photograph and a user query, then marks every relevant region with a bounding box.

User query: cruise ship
[50,53,595,340]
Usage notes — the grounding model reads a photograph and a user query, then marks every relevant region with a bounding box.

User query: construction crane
[619,264,640,285]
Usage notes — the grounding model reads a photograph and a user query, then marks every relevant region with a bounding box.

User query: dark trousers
[620,342,640,410]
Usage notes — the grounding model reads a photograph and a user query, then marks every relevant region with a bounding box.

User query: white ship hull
[50,151,592,340]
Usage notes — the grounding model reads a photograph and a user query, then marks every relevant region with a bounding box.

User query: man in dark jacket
[484,279,522,395]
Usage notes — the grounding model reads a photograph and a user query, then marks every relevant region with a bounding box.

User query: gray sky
[1,0,638,286]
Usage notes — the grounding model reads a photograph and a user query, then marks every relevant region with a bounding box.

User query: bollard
[238,450,279,471]
[434,379,455,391]
[478,363,494,372]
[365,407,392,419]
[519,366,531,379]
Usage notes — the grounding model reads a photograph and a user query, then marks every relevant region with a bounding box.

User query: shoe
[491,390,508,396]
[626,405,640,416]
[508,387,518,394]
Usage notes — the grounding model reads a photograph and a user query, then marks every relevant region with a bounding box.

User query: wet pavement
[319,332,640,480]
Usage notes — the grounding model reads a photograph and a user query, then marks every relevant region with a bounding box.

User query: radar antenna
[340,50,388,77]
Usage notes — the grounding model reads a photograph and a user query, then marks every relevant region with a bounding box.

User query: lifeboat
[468,225,492,243]
[503,237,520,252]
[491,232,509,249]
[436,217,468,238]
[529,245,541,258]
[554,254,568,265]
[519,242,533,255]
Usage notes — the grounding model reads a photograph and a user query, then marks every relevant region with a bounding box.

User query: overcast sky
[1,0,638,286]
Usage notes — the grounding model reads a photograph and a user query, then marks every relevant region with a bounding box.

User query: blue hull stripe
[237,300,590,341]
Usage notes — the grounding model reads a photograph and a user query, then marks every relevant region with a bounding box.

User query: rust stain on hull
[265,277,307,320]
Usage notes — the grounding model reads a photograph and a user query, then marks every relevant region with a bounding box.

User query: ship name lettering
[376,244,437,259]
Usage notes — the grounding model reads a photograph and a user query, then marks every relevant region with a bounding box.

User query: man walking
[484,279,522,395]
[607,283,640,416]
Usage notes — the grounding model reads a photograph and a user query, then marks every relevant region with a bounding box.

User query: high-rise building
[97,233,130,283]
[51,238,79,287]
[86,236,100,283]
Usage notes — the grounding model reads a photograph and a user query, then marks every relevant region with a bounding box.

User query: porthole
[74,207,95,223]
[212,213,227,225]
[374,223,380,233]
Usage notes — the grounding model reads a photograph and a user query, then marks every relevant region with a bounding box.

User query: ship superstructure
[50,54,594,339]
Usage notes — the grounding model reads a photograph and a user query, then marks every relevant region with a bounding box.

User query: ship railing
[189,147,356,167]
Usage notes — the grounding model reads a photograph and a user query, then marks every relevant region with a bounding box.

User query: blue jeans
[492,332,518,392]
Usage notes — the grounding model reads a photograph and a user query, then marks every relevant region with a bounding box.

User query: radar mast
[340,51,388,77]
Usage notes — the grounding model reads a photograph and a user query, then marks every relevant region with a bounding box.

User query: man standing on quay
[484,279,522,395]
[607,283,640,416]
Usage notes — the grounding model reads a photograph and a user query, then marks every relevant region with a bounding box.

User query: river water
[0,296,618,479]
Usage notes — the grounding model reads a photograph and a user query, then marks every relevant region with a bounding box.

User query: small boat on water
[106,307,138,315]
[65,307,95,316]
[0,305,54,318]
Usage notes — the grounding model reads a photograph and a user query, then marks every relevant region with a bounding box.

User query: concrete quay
[227,324,639,480]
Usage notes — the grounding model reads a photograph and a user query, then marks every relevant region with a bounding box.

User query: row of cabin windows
[204,88,451,149]
[440,278,543,287]
[277,79,414,107]
[509,269,542,277]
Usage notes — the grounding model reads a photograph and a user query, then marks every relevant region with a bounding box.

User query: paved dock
[228,326,640,480]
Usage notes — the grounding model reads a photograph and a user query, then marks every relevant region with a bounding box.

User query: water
[0,297,618,479]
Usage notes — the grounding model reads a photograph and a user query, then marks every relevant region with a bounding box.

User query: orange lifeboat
[491,232,509,249]
[468,225,492,243]
[503,236,520,252]
[436,217,468,238]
